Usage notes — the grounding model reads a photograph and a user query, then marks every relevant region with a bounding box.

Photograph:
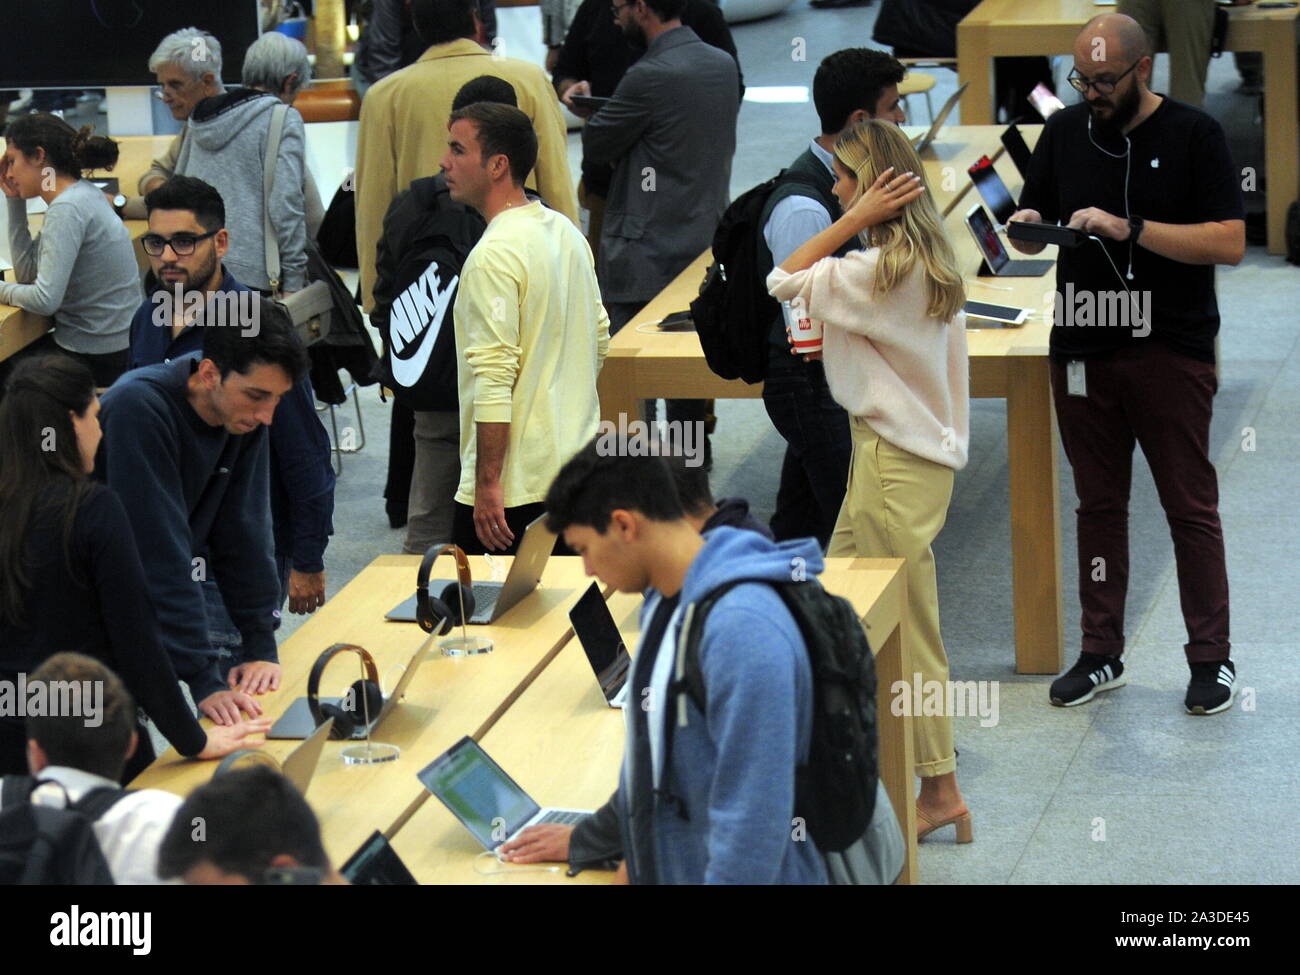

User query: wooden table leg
[873,575,917,885]
[1006,356,1065,674]
[1261,26,1299,256]
[597,355,642,425]
[957,20,996,126]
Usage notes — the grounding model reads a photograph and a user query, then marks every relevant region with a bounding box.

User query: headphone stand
[439,583,493,657]
[341,651,401,766]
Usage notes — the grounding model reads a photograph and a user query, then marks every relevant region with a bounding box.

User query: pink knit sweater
[767,248,969,470]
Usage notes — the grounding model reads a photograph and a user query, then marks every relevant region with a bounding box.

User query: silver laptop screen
[418,737,540,848]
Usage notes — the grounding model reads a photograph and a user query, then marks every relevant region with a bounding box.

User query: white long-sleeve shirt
[767,249,970,470]
[31,765,183,885]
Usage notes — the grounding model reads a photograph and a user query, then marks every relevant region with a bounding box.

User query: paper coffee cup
[784,301,824,354]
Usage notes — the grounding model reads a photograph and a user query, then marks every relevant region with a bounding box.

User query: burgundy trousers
[1050,340,1230,663]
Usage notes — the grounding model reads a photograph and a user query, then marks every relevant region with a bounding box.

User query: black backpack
[370,176,486,413]
[689,172,816,385]
[0,776,128,885]
[666,578,878,857]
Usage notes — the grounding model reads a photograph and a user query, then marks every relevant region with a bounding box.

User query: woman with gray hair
[242,32,324,239]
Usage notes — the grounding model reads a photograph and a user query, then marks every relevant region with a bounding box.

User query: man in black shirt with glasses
[1008,13,1244,716]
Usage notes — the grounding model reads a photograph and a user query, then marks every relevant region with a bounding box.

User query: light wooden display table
[390,558,917,886]
[956,0,1299,255]
[133,554,915,884]
[131,554,597,868]
[597,126,1066,674]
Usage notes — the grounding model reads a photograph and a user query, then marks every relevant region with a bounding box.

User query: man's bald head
[1076,13,1151,70]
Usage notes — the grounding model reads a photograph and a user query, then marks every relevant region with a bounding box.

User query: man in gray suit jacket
[582,0,740,334]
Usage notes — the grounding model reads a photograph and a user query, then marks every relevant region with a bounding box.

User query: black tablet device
[1006,221,1087,249]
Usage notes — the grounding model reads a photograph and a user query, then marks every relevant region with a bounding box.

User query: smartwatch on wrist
[1128,214,1145,244]
[112,193,127,216]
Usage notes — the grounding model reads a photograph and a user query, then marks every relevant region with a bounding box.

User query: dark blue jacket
[128,269,335,573]
[97,357,280,703]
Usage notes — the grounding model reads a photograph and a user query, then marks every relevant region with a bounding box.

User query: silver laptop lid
[913,80,969,151]
[490,514,558,619]
[280,716,334,793]
[417,736,540,850]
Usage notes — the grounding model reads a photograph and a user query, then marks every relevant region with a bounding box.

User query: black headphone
[307,643,386,740]
[416,543,476,634]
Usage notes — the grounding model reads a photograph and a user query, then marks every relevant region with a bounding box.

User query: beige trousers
[828,417,957,778]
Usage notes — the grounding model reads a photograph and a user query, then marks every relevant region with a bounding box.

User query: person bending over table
[0,114,141,388]
[767,118,973,846]
[96,304,310,725]
[0,358,270,781]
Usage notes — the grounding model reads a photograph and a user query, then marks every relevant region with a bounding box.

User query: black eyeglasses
[140,230,218,256]
[1067,59,1140,96]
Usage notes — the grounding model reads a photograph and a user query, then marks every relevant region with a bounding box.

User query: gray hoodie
[176,88,308,292]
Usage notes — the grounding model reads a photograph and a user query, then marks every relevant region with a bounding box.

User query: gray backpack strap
[263,103,290,293]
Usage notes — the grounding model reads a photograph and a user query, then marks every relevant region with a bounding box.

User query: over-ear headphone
[307,643,385,740]
[417,543,476,634]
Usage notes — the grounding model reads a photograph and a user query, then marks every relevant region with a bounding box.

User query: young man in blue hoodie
[540,439,827,884]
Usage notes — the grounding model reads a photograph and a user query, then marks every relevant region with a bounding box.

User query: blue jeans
[203,556,291,684]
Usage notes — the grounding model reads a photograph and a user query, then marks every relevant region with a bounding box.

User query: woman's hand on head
[0,158,21,198]
[848,167,924,231]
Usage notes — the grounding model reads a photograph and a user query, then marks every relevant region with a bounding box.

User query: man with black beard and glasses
[1007,14,1244,716]
[126,176,334,646]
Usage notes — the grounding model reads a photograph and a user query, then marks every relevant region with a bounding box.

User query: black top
[0,483,207,769]
[553,0,742,197]
[1018,99,1244,363]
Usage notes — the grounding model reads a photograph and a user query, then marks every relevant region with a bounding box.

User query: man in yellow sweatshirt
[441,102,609,555]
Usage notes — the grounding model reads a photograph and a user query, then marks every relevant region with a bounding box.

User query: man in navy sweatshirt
[98,290,310,725]
[540,439,827,884]
[129,176,335,619]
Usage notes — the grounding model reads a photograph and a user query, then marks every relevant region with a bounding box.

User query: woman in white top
[768,119,973,845]
[0,114,141,387]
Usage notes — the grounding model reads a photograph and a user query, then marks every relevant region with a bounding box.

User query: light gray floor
[278,5,1299,883]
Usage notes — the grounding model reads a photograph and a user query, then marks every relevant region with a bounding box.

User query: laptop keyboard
[538,810,586,826]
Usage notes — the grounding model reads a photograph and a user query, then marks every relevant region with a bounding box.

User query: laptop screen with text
[417,737,539,848]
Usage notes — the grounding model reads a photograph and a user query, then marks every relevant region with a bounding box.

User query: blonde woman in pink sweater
[767,119,972,845]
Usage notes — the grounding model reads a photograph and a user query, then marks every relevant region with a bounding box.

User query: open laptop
[968,161,1017,227]
[340,830,418,885]
[909,81,968,152]
[384,514,558,625]
[569,582,631,709]
[964,204,1054,277]
[418,736,591,852]
[280,716,334,792]
[267,642,428,740]
[1000,125,1033,179]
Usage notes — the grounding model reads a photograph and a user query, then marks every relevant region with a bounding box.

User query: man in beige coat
[354,0,579,311]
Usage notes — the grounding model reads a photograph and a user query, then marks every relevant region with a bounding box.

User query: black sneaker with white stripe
[1185,659,1236,715]
[1049,652,1125,707]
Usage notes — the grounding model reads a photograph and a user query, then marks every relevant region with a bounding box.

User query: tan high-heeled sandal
[916,806,973,843]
